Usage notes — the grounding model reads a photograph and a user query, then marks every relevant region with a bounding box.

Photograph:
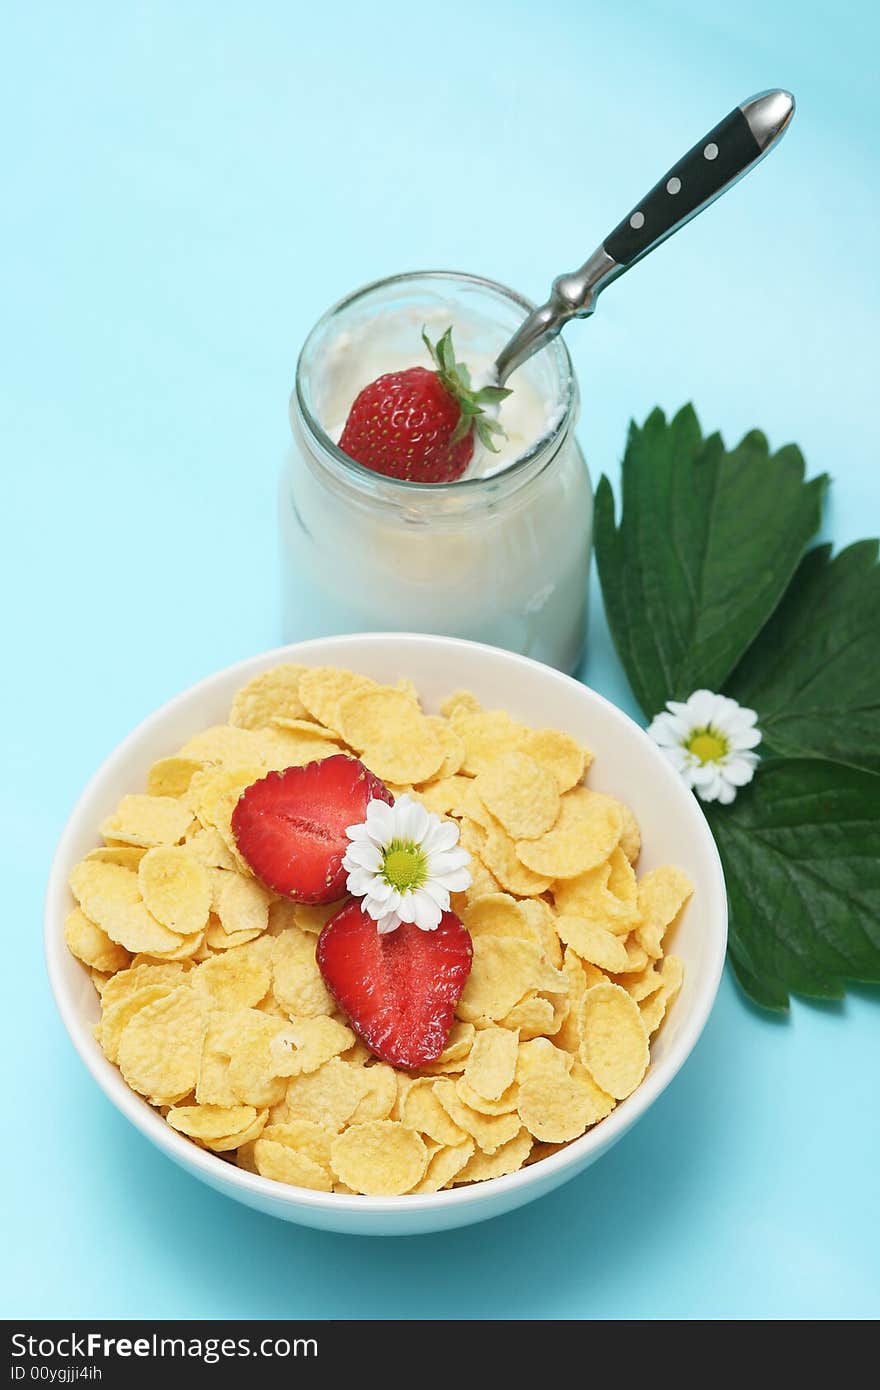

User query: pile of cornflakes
[65,663,691,1196]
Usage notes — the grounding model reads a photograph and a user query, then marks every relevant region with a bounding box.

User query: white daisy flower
[342,794,472,934]
[647,689,762,805]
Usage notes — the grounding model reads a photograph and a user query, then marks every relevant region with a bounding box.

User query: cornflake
[64,661,692,1196]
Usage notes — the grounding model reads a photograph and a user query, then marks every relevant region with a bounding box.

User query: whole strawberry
[338,327,510,483]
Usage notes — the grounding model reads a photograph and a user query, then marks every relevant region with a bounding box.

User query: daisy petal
[364,798,395,843]
[734,727,763,750]
[363,885,400,919]
[412,890,443,930]
[365,877,396,904]
[722,754,759,786]
[421,820,460,854]
[397,890,419,925]
[690,762,717,790]
[421,878,451,910]
[666,700,693,720]
[396,795,430,843]
[441,867,473,893]
[688,690,722,726]
[683,769,701,792]
[708,695,742,732]
[427,848,471,878]
[698,767,726,802]
[376,911,402,934]
[343,841,384,872]
[346,867,377,897]
[647,711,686,747]
[658,744,689,773]
[383,886,402,915]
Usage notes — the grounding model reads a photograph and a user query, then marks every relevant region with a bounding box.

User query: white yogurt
[316,305,564,479]
[282,276,593,674]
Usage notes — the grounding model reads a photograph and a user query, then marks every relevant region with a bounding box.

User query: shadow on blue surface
[75,997,732,1320]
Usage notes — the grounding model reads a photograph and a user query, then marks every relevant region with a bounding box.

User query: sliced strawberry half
[316,900,473,1069]
[231,754,393,903]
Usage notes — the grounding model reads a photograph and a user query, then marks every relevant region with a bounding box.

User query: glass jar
[282,271,592,674]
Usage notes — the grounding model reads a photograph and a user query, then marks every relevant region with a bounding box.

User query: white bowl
[46,633,726,1236]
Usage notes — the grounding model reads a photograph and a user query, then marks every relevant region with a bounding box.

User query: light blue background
[3,0,878,1320]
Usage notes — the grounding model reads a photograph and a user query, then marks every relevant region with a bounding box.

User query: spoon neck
[495,246,620,383]
[553,247,621,318]
[494,303,558,385]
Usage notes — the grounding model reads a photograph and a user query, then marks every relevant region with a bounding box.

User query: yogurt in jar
[318,305,566,480]
[282,273,593,674]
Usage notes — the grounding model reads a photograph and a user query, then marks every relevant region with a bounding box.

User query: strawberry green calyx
[422,327,512,453]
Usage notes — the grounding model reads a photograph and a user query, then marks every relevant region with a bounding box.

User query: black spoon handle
[494,91,795,385]
[605,92,793,267]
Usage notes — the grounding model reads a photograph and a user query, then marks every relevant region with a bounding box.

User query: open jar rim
[292,270,578,504]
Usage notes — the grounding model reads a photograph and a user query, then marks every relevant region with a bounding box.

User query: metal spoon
[494,90,795,384]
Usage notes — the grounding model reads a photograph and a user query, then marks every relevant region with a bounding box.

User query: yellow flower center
[687,729,729,764]
[382,842,428,892]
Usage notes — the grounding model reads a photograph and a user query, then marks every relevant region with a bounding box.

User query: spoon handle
[495,90,795,384]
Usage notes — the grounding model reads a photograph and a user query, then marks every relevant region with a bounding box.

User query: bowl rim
[45,632,728,1216]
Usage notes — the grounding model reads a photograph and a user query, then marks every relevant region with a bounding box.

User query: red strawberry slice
[316,900,473,1069]
[231,754,393,903]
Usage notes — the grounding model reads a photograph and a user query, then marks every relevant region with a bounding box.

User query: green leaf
[438,329,456,378]
[422,324,511,455]
[449,413,471,446]
[594,405,828,718]
[727,541,880,774]
[473,415,503,452]
[475,385,513,406]
[705,758,880,1009]
[421,327,441,371]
